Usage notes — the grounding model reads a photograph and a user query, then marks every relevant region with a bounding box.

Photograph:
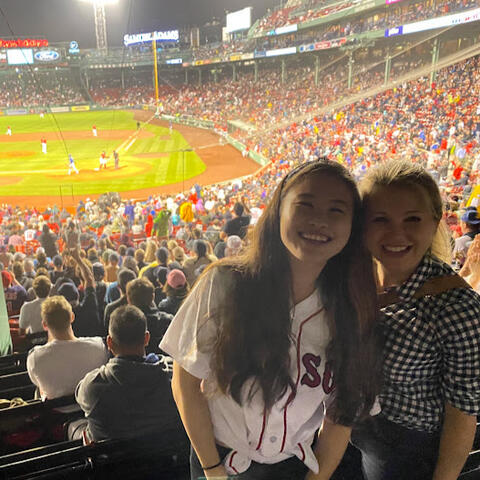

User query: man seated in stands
[103,267,136,335]
[126,278,172,352]
[26,296,109,399]
[18,275,51,334]
[3,270,27,317]
[76,305,181,442]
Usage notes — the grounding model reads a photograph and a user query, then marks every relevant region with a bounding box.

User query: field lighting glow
[79,0,118,5]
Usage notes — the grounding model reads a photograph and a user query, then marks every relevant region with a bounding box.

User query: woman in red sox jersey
[161,160,380,479]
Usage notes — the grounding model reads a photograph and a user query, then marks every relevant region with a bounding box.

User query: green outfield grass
[0,110,205,197]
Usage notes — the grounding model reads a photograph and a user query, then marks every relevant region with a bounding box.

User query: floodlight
[79,0,119,51]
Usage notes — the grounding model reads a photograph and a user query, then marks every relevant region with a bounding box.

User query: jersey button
[269,436,277,443]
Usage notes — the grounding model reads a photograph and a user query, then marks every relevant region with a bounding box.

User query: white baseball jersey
[160,268,334,475]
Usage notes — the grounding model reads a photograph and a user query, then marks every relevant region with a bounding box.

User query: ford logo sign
[34,50,60,62]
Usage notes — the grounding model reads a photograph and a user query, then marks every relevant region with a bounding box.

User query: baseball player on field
[98,151,107,170]
[68,154,79,175]
[160,160,378,479]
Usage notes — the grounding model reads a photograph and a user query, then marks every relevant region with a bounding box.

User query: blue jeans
[351,415,440,480]
[189,444,309,480]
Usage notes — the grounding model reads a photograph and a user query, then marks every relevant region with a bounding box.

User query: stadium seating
[0,430,189,479]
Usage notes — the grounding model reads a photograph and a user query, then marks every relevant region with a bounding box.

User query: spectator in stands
[142,247,169,286]
[158,269,188,316]
[172,246,186,266]
[352,161,480,480]
[3,270,27,317]
[223,202,251,239]
[39,224,58,259]
[26,295,108,400]
[213,231,227,259]
[104,268,137,334]
[105,252,120,283]
[93,262,107,320]
[58,247,102,337]
[183,240,217,286]
[161,160,379,479]
[18,275,51,334]
[460,234,480,292]
[154,266,168,305]
[126,278,172,352]
[453,208,480,266]
[134,249,147,270]
[225,235,243,258]
[50,255,64,284]
[75,305,182,443]
[12,261,33,292]
[24,258,35,280]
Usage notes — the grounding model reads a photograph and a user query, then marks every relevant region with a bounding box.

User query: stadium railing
[0,352,28,376]
[0,394,82,456]
[0,430,190,480]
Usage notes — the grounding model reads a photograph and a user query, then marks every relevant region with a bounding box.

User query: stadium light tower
[80,0,118,52]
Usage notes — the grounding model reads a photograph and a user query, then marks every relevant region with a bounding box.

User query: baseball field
[0,110,206,198]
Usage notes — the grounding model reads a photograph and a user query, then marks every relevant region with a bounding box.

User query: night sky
[0,0,280,48]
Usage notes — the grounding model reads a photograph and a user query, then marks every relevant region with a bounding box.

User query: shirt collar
[395,254,434,302]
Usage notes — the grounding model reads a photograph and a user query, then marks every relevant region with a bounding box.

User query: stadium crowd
[2,19,480,478]
[0,71,84,108]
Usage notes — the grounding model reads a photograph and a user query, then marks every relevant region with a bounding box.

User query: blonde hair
[144,240,157,263]
[360,160,452,263]
[41,296,72,331]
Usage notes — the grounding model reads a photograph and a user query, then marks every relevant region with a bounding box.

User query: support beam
[198,69,202,86]
[185,69,188,84]
[281,59,286,84]
[430,38,440,83]
[384,50,391,85]
[254,61,258,83]
[314,56,320,86]
[233,63,237,82]
[347,53,354,89]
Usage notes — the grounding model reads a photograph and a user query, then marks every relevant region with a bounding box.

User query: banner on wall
[50,106,70,113]
[71,105,90,112]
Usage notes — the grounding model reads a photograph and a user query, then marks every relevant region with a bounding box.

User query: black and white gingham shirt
[379,254,480,433]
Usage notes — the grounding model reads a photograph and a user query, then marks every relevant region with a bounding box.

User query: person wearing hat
[142,247,169,286]
[3,270,27,317]
[225,235,243,258]
[454,208,480,267]
[50,255,65,285]
[158,269,189,316]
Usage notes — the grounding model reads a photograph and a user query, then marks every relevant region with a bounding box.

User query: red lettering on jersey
[322,361,335,394]
[300,353,321,388]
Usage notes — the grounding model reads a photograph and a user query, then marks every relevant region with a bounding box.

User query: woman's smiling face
[364,184,439,285]
[279,172,354,276]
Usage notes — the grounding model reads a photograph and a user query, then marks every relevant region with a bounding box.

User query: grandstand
[0,0,480,478]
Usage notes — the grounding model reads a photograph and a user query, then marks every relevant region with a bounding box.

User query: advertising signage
[7,49,34,65]
[385,7,480,37]
[123,30,179,46]
[226,7,252,33]
[34,50,60,62]
[0,38,48,49]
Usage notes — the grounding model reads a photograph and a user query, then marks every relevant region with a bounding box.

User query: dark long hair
[203,160,380,422]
